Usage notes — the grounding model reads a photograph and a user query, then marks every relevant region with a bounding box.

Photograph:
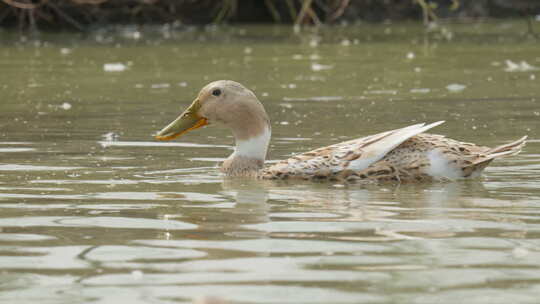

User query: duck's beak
[155,99,208,141]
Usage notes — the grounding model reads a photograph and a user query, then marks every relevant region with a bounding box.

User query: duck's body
[155,80,526,183]
[261,128,526,182]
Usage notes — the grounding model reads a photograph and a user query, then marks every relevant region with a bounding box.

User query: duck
[155,80,527,183]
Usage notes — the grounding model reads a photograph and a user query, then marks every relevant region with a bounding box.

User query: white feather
[348,121,445,171]
[425,150,463,180]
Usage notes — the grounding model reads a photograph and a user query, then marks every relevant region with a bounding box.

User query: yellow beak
[155,99,208,141]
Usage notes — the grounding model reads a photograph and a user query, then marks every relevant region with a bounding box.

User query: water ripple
[0,216,197,230]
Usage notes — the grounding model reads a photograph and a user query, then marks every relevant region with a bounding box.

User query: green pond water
[0,21,539,303]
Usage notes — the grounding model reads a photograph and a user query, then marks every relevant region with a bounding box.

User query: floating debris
[311,96,343,102]
[365,90,398,95]
[504,60,539,72]
[446,83,466,92]
[311,63,333,71]
[504,60,521,72]
[340,39,351,46]
[102,132,119,142]
[60,102,72,110]
[60,48,72,55]
[280,83,297,89]
[151,83,170,89]
[103,63,127,72]
[406,52,415,59]
[410,88,431,94]
[279,103,292,108]
[49,102,72,110]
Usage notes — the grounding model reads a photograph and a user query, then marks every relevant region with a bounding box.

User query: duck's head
[155,80,270,142]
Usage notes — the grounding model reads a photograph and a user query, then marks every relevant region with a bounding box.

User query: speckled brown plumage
[261,131,527,183]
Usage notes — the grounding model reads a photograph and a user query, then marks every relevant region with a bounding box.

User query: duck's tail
[459,136,527,178]
[483,135,528,160]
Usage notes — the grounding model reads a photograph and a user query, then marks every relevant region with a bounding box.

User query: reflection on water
[1,22,540,303]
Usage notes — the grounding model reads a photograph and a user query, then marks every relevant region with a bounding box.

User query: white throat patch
[234,126,271,161]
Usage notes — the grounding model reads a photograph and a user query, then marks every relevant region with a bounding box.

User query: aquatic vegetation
[0,0,537,31]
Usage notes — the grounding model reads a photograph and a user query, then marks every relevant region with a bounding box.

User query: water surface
[1,21,539,303]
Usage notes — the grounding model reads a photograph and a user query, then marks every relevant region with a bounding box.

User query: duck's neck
[222,125,271,177]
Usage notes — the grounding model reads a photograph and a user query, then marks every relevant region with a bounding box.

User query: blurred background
[1,0,539,30]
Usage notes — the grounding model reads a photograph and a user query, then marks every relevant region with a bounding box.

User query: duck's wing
[262,121,445,180]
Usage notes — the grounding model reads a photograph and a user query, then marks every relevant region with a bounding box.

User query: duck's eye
[212,89,222,97]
